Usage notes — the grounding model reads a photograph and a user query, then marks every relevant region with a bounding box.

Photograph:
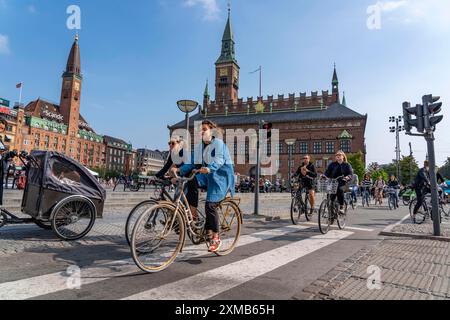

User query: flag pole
[18,83,23,105]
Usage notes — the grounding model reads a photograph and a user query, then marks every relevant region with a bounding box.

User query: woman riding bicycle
[361,173,372,205]
[323,150,353,214]
[387,175,400,205]
[374,176,385,205]
[173,120,235,253]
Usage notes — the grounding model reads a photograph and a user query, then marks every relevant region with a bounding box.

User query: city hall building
[170,10,368,180]
[2,35,105,169]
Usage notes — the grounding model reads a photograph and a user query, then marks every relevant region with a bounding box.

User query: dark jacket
[155,149,184,179]
[324,162,353,185]
[388,180,400,189]
[295,162,317,179]
[413,167,430,189]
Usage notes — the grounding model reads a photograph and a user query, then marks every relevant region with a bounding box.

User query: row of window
[274,158,335,169]
[230,140,351,155]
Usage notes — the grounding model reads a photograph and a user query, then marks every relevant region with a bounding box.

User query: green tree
[371,169,389,182]
[438,158,450,180]
[399,155,419,185]
[347,151,365,181]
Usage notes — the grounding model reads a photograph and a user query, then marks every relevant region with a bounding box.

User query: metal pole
[409,142,413,185]
[254,120,261,215]
[396,118,400,180]
[426,132,441,236]
[288,145,292,192]
[185,112,189,142]
[259,66,262,98]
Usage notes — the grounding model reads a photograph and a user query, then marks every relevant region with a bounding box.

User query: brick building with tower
[170,9,368,180]
[1,35,105,169]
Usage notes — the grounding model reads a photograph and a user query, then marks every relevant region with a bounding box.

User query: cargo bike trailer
[0,150,106,241]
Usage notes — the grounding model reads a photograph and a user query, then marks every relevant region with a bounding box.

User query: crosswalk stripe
[300,222,374,232]
[122,229,353,300]
[0,224,313,300]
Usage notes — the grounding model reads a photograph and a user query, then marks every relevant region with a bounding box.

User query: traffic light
[423,95,443,130]
[403,102,424,134]
[262,122,273,140]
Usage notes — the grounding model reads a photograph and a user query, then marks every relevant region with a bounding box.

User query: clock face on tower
[220,68,228,77]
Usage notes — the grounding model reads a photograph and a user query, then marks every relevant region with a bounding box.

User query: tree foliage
[347,151,365,181]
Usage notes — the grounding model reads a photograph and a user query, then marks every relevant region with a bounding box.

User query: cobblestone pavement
[391,214,450,238]
[296,237,450,300]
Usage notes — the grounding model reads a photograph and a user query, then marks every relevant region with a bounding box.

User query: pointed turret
[204,79,210,98]
[65,34,81,76]
[216,7,237,64]
[332,63,339,103]
[342,91,347,106]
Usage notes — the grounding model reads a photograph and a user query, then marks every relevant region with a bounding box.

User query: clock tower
[215,8,239,104]
[60,34,82,157]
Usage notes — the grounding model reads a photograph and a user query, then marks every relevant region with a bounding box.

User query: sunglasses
[168,141,177,146]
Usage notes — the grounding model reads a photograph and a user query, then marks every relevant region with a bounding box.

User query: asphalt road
[0,201,408,300]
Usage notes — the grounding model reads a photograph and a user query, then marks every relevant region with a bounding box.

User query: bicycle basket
[317,179,339,194]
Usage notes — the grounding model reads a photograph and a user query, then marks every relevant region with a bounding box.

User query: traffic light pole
[254,120,262,216]
[409,142,413,185]
[395,118,401,181]
[425,132,441,236]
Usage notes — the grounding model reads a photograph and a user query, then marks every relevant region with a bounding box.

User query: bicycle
[129,171,243,273]
[344,189,356,210]
[386,187,399,210]
[374,188,384,206]
[290,177,315,224]
[409,193,446,224]
[317,176,348,235]
[361,188,371,207]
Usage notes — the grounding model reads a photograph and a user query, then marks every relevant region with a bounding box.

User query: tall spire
[332,63,338,85]
[216,4,236,64]
[66,34,81,76]
[342,91,347,106]
[204,79,209,97]
[332,63,339,103]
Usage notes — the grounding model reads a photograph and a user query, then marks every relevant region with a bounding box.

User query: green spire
[204,79,209,97]
[332,63,339,85]
[216,7,237,64]
[342,91,347,106]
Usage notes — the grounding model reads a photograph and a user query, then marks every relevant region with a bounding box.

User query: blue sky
[1,0,449,166]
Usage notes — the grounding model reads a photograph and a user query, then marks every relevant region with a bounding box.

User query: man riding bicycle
[323,150,353,214]
[293,154,317,215]
[412,160,431,221]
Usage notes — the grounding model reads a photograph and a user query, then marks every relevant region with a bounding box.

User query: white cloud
[184,0,221,21]
[379,1,407,12]
[378,0,450,30]
[0,34,10,55]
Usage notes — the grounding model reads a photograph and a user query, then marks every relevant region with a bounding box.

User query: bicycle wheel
[318,200,331,235]
[214,200,242,256]
[51,196,96,241]
[125,199,158,246]
[337,203,348,230]
[290,196,302,225]
[409,199,426,224]
[388,197,393,210]
[131,203,185,273]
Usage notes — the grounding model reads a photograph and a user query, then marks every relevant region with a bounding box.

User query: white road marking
[382,214,410,233]
[300,222,374,232]
[0,224,313,300]
[123,229,353,300]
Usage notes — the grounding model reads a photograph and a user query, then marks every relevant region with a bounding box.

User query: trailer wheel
[51,196,96,241]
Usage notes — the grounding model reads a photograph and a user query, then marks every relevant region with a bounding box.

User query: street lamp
[285,139,296,191]
[389,116,404,181]
[177,100,199,140]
